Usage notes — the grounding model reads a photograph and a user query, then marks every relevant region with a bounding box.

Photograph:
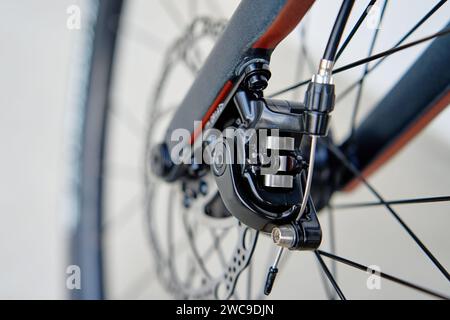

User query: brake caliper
[211,60,334,250]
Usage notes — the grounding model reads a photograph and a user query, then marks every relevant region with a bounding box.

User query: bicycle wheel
[70,0,450,299]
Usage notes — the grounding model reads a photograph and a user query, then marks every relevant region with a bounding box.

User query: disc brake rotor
[144,17,259,299]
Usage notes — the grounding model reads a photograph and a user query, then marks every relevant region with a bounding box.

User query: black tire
[70,0,123,300]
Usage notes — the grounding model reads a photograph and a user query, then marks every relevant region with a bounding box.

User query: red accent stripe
[343,90,450,192]
[252,0,315,49]
[190,81,234,145]
[190,0,316,144]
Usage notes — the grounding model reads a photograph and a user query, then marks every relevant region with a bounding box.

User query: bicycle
[69,0,450,299]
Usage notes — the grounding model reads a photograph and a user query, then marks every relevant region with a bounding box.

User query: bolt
[212,142,226,177]
[271,225,296,248]
[183,195,192,208]
[199,180,208,196]
[243,62,271,93]
[247,74,268,91]
[150,143,174,178]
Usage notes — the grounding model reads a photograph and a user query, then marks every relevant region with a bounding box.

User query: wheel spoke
[318,250,450,300]
[152,105,178,121]
[269,27,450,98]
[325,140,450,281]
[333,27,450,74]
[349,0,388,138]
[119,19,167,53]
[159,0,186,30]
[336,0,448,103]
[314,251,347,300]
[335,0,378,62]
[268,79,311,98]
[109,104,146,140]
[103,163,144,183]
[328,206,338,298]
[316,207,339,300]
[334,196,450,209]
[102,193,144,231]
[189,0,199,19]
[120,267,157,299]
[316,257,336,300]
[299,25,317,75]
[205,0,224,18]
[292,21,316,100]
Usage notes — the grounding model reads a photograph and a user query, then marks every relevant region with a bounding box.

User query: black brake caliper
[211,60,335,251]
